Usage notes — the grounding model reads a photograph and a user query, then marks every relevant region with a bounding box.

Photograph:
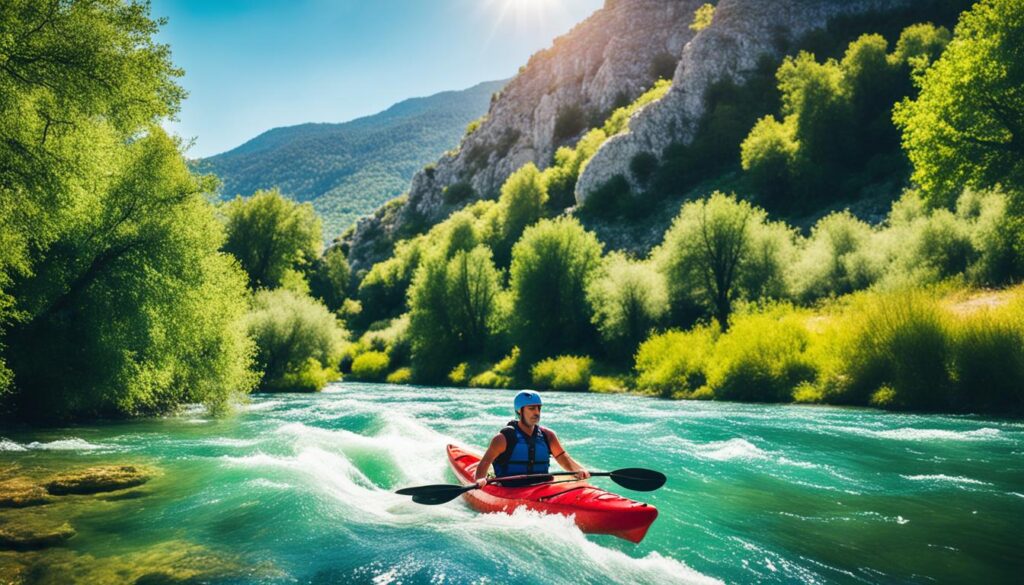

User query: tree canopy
[893,0,1024,204]
[221,189,323,290]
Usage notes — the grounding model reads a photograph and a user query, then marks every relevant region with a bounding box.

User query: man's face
[520,404,541,425]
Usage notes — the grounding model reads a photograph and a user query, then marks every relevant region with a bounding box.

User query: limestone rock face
[344,0,704,273]
[574,0,915,203]
[44,465,152,496]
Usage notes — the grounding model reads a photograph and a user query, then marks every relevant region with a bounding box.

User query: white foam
[901,474,991,486]
[831,426,1002,442]
[203,437,260,447]
[449,508,722,585]
[25,438,111,451]
[0,438,27,451]
[698,438,767,462]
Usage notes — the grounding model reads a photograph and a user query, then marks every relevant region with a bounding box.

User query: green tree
[246,289,346,392]
[586,253,668,361]
[893,0,1024,204]
[309,246,351,312]
[653,192,784,330]
[221,189,323,289]
[493,163,548,267]
[406,246,504,382]
[791,211,881,301]
[3,129,257,421]
[0,0,185,396]
[509,217,603,360]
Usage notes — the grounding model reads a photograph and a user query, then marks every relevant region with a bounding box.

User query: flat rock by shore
[44,465,152,496]
[0,478,51,508]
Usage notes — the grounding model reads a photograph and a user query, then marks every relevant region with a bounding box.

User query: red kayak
[446,444,658,543]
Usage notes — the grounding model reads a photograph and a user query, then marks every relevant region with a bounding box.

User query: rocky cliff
[343,0,919,276]
[574,0,913,203]
[342,0,704,273]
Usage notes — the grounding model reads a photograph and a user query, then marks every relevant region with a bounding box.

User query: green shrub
[246,289,347,392]
[386,367,413,385]
[531,355,593,391]
[630,152,659,185]
[587,253,668,360]
[448,362,470,386]
[690,3,715,31]
[350,351,390,382]
[821,289,952,409]
[707,306,817,402]
[469,347,521,388]
[634,326,718,398]
[553,104,586,143]
[266,358,338,393]
[791,211,881,301]
[948,294,1024,414]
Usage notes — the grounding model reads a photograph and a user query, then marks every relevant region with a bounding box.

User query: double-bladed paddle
[395,467,666,505]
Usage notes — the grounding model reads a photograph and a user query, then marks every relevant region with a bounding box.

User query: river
[2,382,1022,584]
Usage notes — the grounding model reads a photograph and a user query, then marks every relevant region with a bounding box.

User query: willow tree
[0,2,261,421]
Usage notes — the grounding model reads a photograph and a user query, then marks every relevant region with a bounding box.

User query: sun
[484,0,567,33]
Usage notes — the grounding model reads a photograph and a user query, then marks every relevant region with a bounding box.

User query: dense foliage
[221,189,323,290]
[893,0,1024,205]
[246,289,346,392]
[0,1,257,421]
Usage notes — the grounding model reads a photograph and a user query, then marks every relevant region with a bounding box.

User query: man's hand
[574,469,591,480]
[475,478,488,488]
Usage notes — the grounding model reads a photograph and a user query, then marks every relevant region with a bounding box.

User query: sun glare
[481,0,570,38]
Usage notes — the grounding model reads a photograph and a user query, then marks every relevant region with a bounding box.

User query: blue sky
[152,0,604,158]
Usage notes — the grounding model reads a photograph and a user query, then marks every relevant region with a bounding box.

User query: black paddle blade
[608,468,666,491]
[396,483,474,505]
[395,484,456,496]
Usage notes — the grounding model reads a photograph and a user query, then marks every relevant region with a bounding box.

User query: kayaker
[473,390,591,487]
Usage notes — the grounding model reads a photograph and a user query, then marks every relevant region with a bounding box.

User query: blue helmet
[514,390,542,413]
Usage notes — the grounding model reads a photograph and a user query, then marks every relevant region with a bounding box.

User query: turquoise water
[2,382,1023,584]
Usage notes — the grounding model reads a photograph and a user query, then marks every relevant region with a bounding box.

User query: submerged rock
[44,465,152,495]
[0,521,75,550]
[0,478,51,508]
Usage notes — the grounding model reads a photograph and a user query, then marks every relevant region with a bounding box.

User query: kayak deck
[446,444,658,543]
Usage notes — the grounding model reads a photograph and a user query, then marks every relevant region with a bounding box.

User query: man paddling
[473,391,591,487]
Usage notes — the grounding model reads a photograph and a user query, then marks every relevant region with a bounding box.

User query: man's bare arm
[547,430,591,479]
[473,434,507,484]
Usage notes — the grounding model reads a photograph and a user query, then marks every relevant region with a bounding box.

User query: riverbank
[346,284,1024,417]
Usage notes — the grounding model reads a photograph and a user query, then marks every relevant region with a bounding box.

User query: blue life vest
[492,420,551,477]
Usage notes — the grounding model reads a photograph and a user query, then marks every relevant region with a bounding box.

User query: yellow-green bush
[265,358,339,393]
[531,355,592,391]
[448,362,470,386]
[947,292,1024,413]
[469,347,520,388]
[386,367,413,385]
[349,351,390,382]
[820,289,952,409]
[707,305,817,402]
[634,325,717,397]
